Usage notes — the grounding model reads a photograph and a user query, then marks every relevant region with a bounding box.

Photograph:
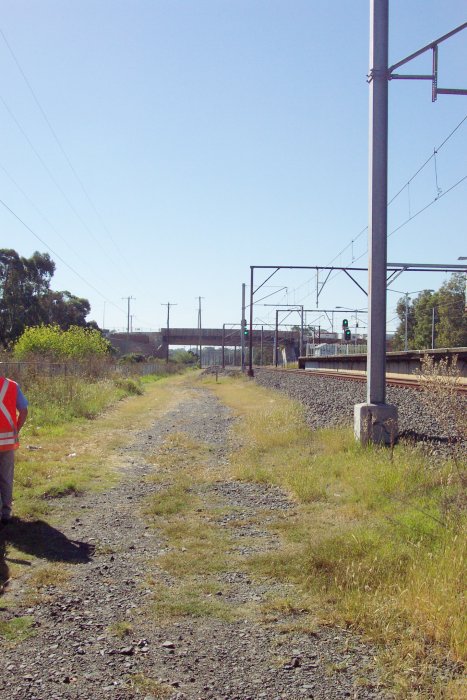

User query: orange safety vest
[0,378,19,451]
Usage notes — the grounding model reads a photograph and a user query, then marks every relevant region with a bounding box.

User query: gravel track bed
[0,384,389,700]
[252,368,465,444]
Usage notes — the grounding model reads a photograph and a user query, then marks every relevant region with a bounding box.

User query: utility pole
[122,296,135,353]
[355,9,466,444]
[222,324,226,369]
[241,283,246,372]
[161,302,177,363]
[404,294,409,352]
[274,311,278,367]
[300,305,304,357]
[197,296,204,368]
[354,0,397,445]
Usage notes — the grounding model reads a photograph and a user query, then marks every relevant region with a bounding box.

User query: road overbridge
[107,327,306,358]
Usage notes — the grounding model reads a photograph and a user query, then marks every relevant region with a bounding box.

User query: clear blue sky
[2,1,466,336]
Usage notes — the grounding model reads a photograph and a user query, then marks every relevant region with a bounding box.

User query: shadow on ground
[0,519,95,578]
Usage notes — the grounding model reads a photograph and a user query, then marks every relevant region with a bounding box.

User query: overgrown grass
[13,372,176,520]
[209,375,466,698]
[22,374,152,430]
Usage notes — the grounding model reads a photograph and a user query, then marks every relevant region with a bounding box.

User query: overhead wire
[269,113,467,320]
[0,95,109,254]
[0,196,127,316]
[388,173,467,238]
[0,28,147,299]
[0,160,116,289]
[0,28,126,258]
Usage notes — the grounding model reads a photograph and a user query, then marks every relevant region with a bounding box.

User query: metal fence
[0,359,176,384]
[306,343,368,357]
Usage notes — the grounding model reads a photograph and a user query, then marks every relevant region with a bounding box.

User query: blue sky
[1,1,466,336]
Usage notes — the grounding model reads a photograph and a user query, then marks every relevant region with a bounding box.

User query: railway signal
[342,319,351,342]
[242,319,249,337]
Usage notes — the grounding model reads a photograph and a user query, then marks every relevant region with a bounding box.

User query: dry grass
[27,562,71,590]
[13,375,182,521]
[126,672,172,698]
[142,419,257,623]
[150,580,237,622]
[207,374,466,698]
[109,620,133,638]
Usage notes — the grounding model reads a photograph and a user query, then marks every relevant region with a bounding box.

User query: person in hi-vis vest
[0,375,28,524]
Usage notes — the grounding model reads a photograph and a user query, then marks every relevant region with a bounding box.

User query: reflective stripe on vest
[0,379,19,450]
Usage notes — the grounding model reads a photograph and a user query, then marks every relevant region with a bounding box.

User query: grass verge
[1,373,186,598]
[13,374,179,521]
[207,375,466,699]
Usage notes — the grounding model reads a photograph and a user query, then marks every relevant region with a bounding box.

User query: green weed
[0,616,35,643]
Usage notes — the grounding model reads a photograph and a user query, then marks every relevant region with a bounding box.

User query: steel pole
[432,307,435,349]
[367,0,389,404]
[198,298,202,368]
[222,324,225,369]
[300,306,304,357]
[166,303,170,364]
[241,284,246,371]
[404,294,408,351]
[260,326,264,366]
[275,310,279,367]
[248,267,254,376]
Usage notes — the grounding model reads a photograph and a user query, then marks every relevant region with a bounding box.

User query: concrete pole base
[354,403,398,446]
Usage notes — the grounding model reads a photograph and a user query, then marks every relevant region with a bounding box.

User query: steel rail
[260,367,467,394]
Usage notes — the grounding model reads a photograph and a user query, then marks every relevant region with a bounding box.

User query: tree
[434,274,467,348]
[412,290,436,350]
[40,290,91,329]
[0,249,55,347]
[392,275,467,350]
[391,296,416,351]
[0,249,93,347]
[170,349,198,364]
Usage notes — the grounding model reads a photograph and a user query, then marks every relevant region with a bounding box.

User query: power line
[0,27,136,275]
[387,114,467,207]
[271,114,467,316]
[0,91,146,312]
[388,173,467,238]
[0,196,127,315]
[0,159,115,288]
[0,94,113,256]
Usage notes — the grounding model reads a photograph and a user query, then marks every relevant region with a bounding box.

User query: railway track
[263,366,467,394]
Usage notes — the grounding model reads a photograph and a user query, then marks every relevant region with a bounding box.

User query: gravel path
[0,383,390,700]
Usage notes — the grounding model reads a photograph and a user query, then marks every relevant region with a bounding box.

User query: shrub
[14,325,111,361]
[114,377,143,395]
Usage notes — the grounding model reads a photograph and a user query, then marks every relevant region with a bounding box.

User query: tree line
[392,274,467,350]
[0,248,96,349]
